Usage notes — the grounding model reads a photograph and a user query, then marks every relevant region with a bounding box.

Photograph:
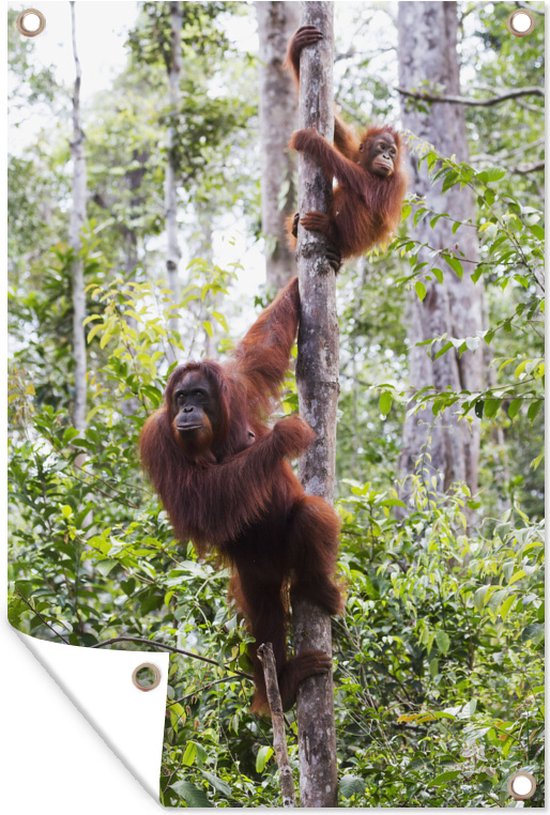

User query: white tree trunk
[69,1,87,433]
[195,205,216,357]
[164,1,183,361]
[255,1,300,289]
[293,1,338,807]
[397,1,484,495]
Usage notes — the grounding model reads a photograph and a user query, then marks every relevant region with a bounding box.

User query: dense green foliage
[8,1,544,808]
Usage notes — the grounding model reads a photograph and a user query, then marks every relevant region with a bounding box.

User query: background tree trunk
[69,1,87,434]
[255,1,299,290]
[194,205,216,357]
[293,1,338,807]
[164,1,183,362]
[397,1,484,496]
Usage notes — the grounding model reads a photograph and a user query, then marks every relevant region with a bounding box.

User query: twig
[169,674,248,705]
[92,636,252,679]
[257,643,296,808]
[396,85,543,107]
[513,161,545,175]
[15,592,71,644]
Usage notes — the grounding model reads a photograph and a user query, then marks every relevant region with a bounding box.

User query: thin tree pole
[293,2,338,807]
[257,644,296,807]
[69,0,87,434]
[164,1,183,362]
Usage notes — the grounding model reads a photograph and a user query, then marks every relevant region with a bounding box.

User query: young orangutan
[286,26,408,268]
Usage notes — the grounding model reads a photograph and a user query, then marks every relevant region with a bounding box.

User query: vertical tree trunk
[194,205,216,357]
[255,1,300,290]
[123,148,147,281]
[164,1,183,361]
[120,150,147,417]
[69,1,87,434]
[397,1,484,496]
[293,2,338,807]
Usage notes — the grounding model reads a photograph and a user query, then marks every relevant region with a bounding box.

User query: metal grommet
[132,662,161,692]
[16,8,46,38]
[507,771,537,801]
[506,10,535,37]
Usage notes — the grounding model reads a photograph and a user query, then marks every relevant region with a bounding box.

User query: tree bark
[255,1,300,290]
[397,1,484,496]
[69,1,87,434]
[164,1,183,362]
[293,2,338,807]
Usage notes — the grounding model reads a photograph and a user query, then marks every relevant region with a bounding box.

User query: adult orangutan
[286,25,408,267]
[139,277,342,714]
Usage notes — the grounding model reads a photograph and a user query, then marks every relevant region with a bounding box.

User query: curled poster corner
[17,632,168,802]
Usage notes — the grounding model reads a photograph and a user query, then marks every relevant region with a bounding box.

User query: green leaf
[99,328,113,349]
[170,780,211,807]
[521,623,544,643]
[381,497,407,509]
[514,359,528,378]
[413,206,427,226]
[62,427,80,444]
[255,745,273,774]
[483,398,501,419]
[95,559,119,577]
[434,340,454,360]
[415,280,427,301]
[528,223,544,240]
[86,323,104,344]
[182,741,198,767]
[435,630,450,655]
[211,310,228,331]
[457,699,477,719]
[441,170,459,192]
[507,398,522,419]
[499,594,516,620]
[426,150,438,170]
[528,400,542,421]
[14,580,34,600]
[444,254,464,279]
[340,775,367,799]
[514,274,529,289]
[202,771,232,798]
[476,167,506,183]
[379,391,393,416]
[501,736,515,758]
[474,585,489,610]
